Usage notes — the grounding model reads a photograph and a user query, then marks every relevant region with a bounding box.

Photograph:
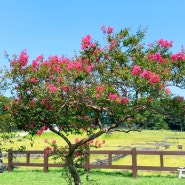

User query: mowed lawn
[1,130,185,184]
[1,169,185,185]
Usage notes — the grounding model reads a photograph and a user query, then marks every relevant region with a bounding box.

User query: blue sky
[0,0,185,97]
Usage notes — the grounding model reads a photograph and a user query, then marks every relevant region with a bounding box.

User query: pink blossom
[35,55,43,62]
[116,97,129,104]
[177,96,184,102]
[121,97,129,104]
[37,129,43,136]
[31,99,35,104]
[141,70,160,84]
[89,139,94,144]
[101,25,106,33]
[66,62,73,70]
[45,146,52,155]
[149,74,160,84]
[76,152,81,157]
[30,77,37,83]
[109,93,118,100]
[109,40,117,49]
[96,86,104,92]
[107,26,114,34]
[60,85,68,92]
[75,138,79,143]
[171,52,185,62]
[41,99,47,105]
[165,88,171,95]
[98,143,102,148]
[10,60,17,67]
[91,124,95,128]
[96,94,101,98]
[42,125,48,130]
[101,25,114,34]
[18,50,29,67]
[132,65,142,76]
[141,70,150,79]
[50,75,54,79]
[52,140,56,144]
[85,65,93,74]
[81,34,91,50]
[149,52,164,63]
[48,84,57,92]
[95,140,99,146]
[74,61,82,70]
[31,60,39,67]
[48,105,54,110]
[157,38,173,48]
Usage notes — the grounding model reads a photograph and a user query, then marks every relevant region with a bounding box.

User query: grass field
[1,169,185,185]
[1,130,185,184]
[3,130,185,151]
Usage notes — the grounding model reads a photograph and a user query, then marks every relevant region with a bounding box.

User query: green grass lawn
[1,169,185,185]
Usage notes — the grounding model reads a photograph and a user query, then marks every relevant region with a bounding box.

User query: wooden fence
[7,149,63,173]
[7,148,185,178]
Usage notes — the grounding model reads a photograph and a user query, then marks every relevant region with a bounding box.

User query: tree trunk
[65,154,81,185]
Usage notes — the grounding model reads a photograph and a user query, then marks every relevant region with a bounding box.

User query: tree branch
[49,126,72,149]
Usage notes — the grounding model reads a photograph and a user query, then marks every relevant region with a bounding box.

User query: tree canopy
[5,26,185,185]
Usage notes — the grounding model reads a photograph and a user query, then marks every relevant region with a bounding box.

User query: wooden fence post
[160,152,164,168]
[44,149,48,173]
[8,149,13,172]
[26,153,30,164]
[132,148,137,178]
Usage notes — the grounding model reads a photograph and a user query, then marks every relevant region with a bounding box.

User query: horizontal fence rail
[6,148,185,178]
[7,149,63,173]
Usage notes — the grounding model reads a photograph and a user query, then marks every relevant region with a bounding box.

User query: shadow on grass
[11,168,178,178]
[85,169,178,179]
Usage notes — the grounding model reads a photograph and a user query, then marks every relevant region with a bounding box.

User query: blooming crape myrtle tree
[6,26,185,185]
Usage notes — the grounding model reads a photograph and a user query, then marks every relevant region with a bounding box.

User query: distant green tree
[163,96,185,131]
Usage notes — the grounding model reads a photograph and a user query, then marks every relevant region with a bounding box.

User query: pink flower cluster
[131,65,142,76]
[141,70,160,84]
[37,125,48,136]
[109,93,118,100]
[30,77,37,83]
[101,25,114,34]
[96,86,104,92]
[165,88,171,95]
[132,65,160,85]
[177,96,184,102]
[47,83,57,92]
[109,40,117,50]
[31,55,43,68]
[117,97,129,104]
[74,138,105,149]
[95,86,104,99]
[171,52,185,62]
[149,52,164,63]
[157,39,173,48]
[18,50,29,67]
[109,93,129,104]
[10,50,29,68]
[81,34,93,50]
